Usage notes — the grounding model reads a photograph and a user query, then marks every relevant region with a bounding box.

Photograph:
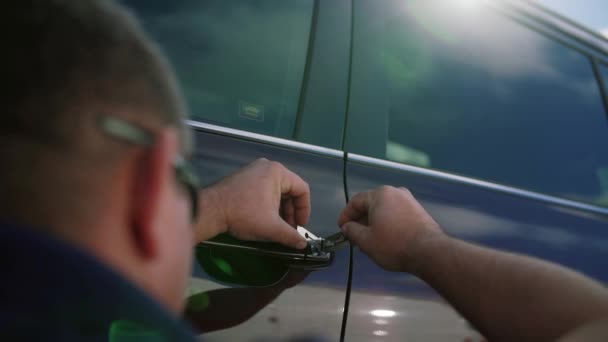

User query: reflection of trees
[355,0,608,203]
[123,0,313,138]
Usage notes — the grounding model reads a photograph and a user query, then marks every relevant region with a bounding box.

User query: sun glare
[370,309,396,318]
[455,0,487,11]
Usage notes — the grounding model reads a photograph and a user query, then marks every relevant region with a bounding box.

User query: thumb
[263,215,308,250]
[341,221,370,249]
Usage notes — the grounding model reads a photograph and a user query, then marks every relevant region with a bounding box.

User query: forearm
[414,234,608,342]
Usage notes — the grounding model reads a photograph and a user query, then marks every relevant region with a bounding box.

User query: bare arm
[338,186,608,342]
[415,233,608,341]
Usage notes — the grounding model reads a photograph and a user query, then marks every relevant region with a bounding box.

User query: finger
[278,167,311,226]
[261,214,308,250]
[281,197,296,227]
[340,221,371,250]
[279,197,285,221]
[338,191,371,226]
[356,216,370,226]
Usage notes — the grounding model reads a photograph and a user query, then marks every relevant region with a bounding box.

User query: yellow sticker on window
[239,101,265,122]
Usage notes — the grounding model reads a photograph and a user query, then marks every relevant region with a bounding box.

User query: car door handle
[198,233,334,271]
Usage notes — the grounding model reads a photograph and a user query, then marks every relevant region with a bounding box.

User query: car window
[120,0,314,140]
[345,0,608,207]
[601,63,608,99]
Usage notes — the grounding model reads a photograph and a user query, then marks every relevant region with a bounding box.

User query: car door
[342,1,608,341]
[120,0,353,340]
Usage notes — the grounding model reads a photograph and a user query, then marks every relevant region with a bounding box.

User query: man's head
[0,0,196,313]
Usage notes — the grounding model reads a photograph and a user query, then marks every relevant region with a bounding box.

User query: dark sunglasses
[99,116,200,222]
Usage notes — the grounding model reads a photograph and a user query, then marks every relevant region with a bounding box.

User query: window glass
[602,63,608,98]
[347,0,608,206]
[121,0,314,139]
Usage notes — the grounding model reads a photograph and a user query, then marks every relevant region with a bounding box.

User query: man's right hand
[195,158,309,250]
[338,186,444,273]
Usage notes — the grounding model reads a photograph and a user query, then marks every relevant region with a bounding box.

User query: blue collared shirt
[0,222,198,341]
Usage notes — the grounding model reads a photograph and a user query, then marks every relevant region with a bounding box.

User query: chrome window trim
[186,120,608,217]
[349,153,608,217]
[186,120,343,158]
[496,0,608,60]
[503,0,608,61]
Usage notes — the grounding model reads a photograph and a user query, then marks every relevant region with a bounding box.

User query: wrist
[406,230,451,277]
[195,185,228,242]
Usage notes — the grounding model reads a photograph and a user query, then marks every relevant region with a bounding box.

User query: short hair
[0,0,190,149]
[0,0,192,223]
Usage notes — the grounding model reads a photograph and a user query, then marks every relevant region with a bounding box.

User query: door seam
[339,151,353,342]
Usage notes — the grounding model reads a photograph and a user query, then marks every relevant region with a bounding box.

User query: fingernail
[296,241,308,250]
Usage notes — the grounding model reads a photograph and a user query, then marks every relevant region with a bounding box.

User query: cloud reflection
[425,202,608,252]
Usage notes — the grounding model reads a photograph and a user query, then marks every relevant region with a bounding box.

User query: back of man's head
[0,0,190,230]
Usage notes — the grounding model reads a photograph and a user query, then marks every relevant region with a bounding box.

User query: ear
[129,128,179,260]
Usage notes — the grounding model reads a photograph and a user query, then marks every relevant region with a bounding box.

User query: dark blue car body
[122,0,608,340]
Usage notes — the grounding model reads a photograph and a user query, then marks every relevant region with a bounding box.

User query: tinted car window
[601,63,608,98]
[346,0,608,206]
[121,0,314,139]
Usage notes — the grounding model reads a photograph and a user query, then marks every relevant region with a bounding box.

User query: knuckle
[378,185,395,195]
[268,161,285,173]
[380,185,394,191]
[399,187,412,196]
